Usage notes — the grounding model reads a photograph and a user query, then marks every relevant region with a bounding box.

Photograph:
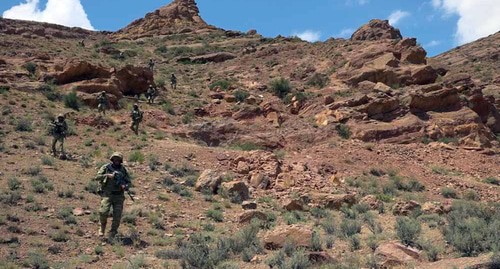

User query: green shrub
[30,175,53,193]
[0,85,10,94]
[340,218,362,238]
[182,112,195,124]
[63,91,81,111]
[484,177,499,186]
[161,100,176,115]
[50,230,70,242]
[229,142,263,151]
[57,207,77,225]
[8,177,22,191]
[206,208,224,222]
[396,217,421,246]
[128,150,145,163]
[441,187,458,199]
[464,190,480,201]
[270,77,291,99]
[209,80,231,91]
[41,156,54,166]
[155,45,168,54]
[38,83,61,101]
[283,210,306,225]
[336,124,351,139]
[307,73,329,88]
[311,230,322,251]
[321,216,336,235]
[16,117,33,132]
[0,191,21,205]
[23,62,37,76]
[234,90,250,102]
[94,245,104,255]
[311,207,330,219]
[284,250,311,269]
[85,181,100,194]
[349,235,361,251]
[122,211,138,225]
[24,252,49,269]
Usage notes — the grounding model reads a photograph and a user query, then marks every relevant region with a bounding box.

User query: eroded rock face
[114,0,213,39]
[393,200,421,216]
[263,225,313,250]
[309,193,356,210]
[194,169,222,194]
[351,19,403,41]
[409,88,461,112]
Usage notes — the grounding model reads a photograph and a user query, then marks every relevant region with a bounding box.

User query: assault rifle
[113,171,135,202]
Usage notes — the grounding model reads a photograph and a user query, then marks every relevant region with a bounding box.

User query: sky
[1,0,500,57]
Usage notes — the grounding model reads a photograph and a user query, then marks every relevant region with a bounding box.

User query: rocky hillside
[0,0,499,268]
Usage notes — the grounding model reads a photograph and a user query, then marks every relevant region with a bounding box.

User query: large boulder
[50,61,111,84]
[194,169,222,194]
[392,200,421,216]
[221,181,250,201]
[351,19,403,41]
[114,65,154,96]
[239,210,267,224]
[409,88,461,112]
[375,241,421,268]
[263,225,313,250]
[409,65,438,85]
[351,114,425,143]
[396,38,427,65]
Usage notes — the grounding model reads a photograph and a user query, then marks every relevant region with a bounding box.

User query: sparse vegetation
[15,117,33,132]
[23,62,37,76]
[336,124,351,139]
[209,79,231,91]
[128,150,145,163]
[441,187,458,199]
[63,91,81,111]
[307,73,329,88]
[270,77,291,99]
[396,217,421,246]
[234,90,250,102]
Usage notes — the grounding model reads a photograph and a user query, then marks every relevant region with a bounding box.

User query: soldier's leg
[135,122,140,135]
[59,137,65,155]
[99,197,112,236]
[51,136,57,155]
[109,195,125,236]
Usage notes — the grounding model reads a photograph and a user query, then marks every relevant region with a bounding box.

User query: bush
[50,230,70,242]
[307,73,329,88]
[234,90,250,102]
[464,190,480,201]
[155,45,168,54]
[24,252,49,269]
[161,100,176,115]
[340,218,362,238]
[57,207,77,225]
[24,62,37,76]
[396,217,421,246]
[284,210,306,225]
[8,177,22,191]
[41,156,54,166]
[128,150,145,163]
[30,176,53,193]
[229,142,263,151]
[0,85,10,94]
[209,80,231,91]
[38,83,61,101]
[16,117,33,132]
[270,77,291,99]
[284,250,311,269]
[0,191,21,205]
[311,230,322,251]
[85,180,100,194]
[63,91,81,111]
[336,124,351,139]
[321,216,336,235]
[206,208,224,222]
[484,177,499,186]
[182,112,195,124]
[441,187,458,199]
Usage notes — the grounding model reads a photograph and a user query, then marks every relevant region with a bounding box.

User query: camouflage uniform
[97,91,108,115]
[148,59,155,71]
[51,114,68,156]
[146,85,156,104]
[94,152,131,238]
[130,104,143,135]
[170,74,177,90]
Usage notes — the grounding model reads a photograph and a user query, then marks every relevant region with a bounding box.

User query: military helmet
[110,152,123,162]
[57,114,65,119]
[101,91,106,94]
[133,103,139,108]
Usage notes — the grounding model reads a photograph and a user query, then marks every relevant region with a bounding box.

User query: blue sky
[1,0,500,57]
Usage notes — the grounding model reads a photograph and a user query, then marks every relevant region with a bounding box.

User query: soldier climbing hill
[146,85,157,104]
[97,91,108,115]
[148,58,155,71]
[50,114,68,157]
[170,73,177,90]
[94,152,132,240]
[130,104,143,135]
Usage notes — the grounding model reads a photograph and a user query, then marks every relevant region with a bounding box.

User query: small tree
[63,91,81,111]
[396,217,421,246]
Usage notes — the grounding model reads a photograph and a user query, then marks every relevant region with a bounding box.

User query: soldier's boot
[99,215,107,237]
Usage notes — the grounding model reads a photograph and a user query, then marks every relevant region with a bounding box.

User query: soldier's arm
[122,167,132,184]
[94,165,113,182]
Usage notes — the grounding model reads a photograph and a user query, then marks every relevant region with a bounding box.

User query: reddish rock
[421,202,444,215]
[409,88,461,112]
[241,201,257,210]
[221,181,250,201]
[263,225,313,250]
[282,199,305,211]
[308,252,334,264]
[375,241,421,268]
[351,19,403,41]
[50,61,111,85]
[392,200,421,216]
[194,169,222,194]
[239,210,267,224]
[359,195,383,210]
[410,65,438,85]
[188,52,236,64]
[310,193,356,210]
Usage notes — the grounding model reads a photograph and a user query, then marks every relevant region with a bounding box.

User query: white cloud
[388,10,411,26]
[337,28,355,38]
[425,40,441,47]
[346,0,370,5]
[3,0,94,30]
[432,0,500,45]
[293,30,321,42]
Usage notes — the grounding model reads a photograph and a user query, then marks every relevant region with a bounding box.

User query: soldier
[97,91,108,115]
[130,103,143,135]
[51,114,68,157]
[146,85,156,104]
[170,73,177,90]
[148,59,155,71]
[94,152,131,239]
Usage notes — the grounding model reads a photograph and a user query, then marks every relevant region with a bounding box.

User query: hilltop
[0,0,498,268]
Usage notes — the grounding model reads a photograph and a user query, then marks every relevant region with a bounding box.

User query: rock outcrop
[114,0,214,39]
[351,19,403,41]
